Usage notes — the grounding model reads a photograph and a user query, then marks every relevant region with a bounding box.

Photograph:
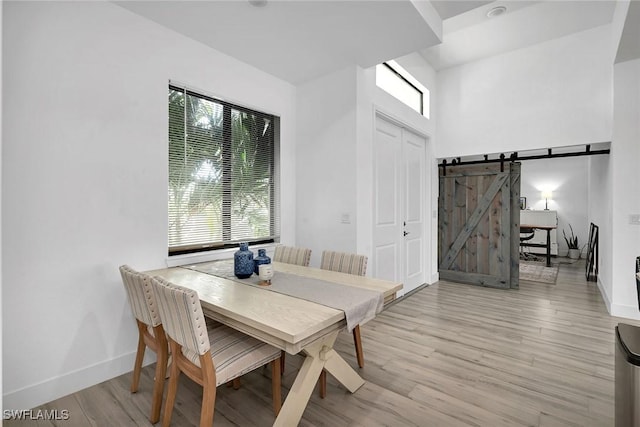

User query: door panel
[374,244,398,283]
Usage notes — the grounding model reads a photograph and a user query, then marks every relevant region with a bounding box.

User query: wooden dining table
[146,260,402,426]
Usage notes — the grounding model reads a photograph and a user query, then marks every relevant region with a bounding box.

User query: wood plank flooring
[8,259,636,426]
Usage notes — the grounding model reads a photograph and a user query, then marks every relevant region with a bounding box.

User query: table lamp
[541,190,552,210]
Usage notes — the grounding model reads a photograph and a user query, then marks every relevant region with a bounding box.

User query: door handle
[404,231,410,236]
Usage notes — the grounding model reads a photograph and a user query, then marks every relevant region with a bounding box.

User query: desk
[520,225,556,267]
[146,261,402,426]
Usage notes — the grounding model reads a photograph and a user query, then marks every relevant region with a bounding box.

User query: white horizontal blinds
[168,85,279,254]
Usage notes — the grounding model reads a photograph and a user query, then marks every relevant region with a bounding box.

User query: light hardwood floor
[8,259,636,426]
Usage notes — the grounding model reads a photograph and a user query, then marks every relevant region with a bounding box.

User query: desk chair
[318,250,368,398]
[151,276,282,427]
[519,227,537,261]
[119,265,168,424]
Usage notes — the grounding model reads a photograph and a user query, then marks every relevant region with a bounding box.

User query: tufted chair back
[273,245,312,267]
[320,251,367,276]
[151,276,210,360]
[120,265,161,327]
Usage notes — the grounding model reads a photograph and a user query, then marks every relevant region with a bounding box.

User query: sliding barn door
[438,163,521,289]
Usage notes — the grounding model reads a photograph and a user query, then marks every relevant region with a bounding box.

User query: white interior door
[373,115,426,296]
[402,129,425,293]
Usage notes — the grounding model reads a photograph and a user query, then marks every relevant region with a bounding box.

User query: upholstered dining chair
[320,250,368,277]
[273,245,312,267]
[150,276,282,427]
[318,250,368,398]
[119,265,169,424]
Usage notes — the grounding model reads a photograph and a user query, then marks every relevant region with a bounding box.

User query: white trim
[597,276,640,320]
[611,303,640,320]
[597,276,612,313]
[3,351,155,411]
[374,109,430,140]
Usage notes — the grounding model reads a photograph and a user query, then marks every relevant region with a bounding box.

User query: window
[376,61,430,118]
[168,85,279,255]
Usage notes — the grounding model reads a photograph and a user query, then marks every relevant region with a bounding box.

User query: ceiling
[422,1,617,70]
[116,1,635,84]
[115,0,442,85]
[616,0,640,64]
[430,0,493,20]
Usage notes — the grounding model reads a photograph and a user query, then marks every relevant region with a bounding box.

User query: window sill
[166,242,278,268]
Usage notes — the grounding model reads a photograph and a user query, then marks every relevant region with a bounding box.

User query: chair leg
[131,323,147,393]
[200,383,216,427]
[271,358,282,416]
[199,353,217,427]
[318,370,327,399]
[232,378,241,390]
[353,325,365,368]
[165,354,172,379]
[150,327,168,424]
[161,353,181,427]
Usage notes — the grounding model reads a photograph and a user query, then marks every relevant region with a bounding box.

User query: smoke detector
[487,6,507,18]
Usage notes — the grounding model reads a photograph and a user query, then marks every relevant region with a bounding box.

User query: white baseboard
[3,350,155,411]
[596,277,613,314]
[596,277,640,320]
[611,303,640,321]
[429,272,439,284]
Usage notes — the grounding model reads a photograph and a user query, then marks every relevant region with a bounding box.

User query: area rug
[519,260,559,284]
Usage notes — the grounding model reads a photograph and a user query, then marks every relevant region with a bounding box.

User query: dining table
[146,259,402,426]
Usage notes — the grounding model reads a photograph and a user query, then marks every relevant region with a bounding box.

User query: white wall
[436,24,613,158]
[610,58,640,319]
[1,0,4,411]
[520,156,591,256]
[588,154,612,308]
[2,1,296,410]
[296,67,358,267]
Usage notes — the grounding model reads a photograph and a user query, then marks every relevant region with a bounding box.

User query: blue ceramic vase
[234,242,254,279]
[254,249,271,274]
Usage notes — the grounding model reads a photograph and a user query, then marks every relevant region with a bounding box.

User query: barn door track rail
[439,143,610,176]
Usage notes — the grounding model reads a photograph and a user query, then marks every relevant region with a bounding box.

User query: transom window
[168,85,280,255]
[376,61,430,118]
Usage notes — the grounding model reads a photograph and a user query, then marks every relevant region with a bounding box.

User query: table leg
[546,229,551,267]
[322,349,366,392]
[274,331,358,427]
